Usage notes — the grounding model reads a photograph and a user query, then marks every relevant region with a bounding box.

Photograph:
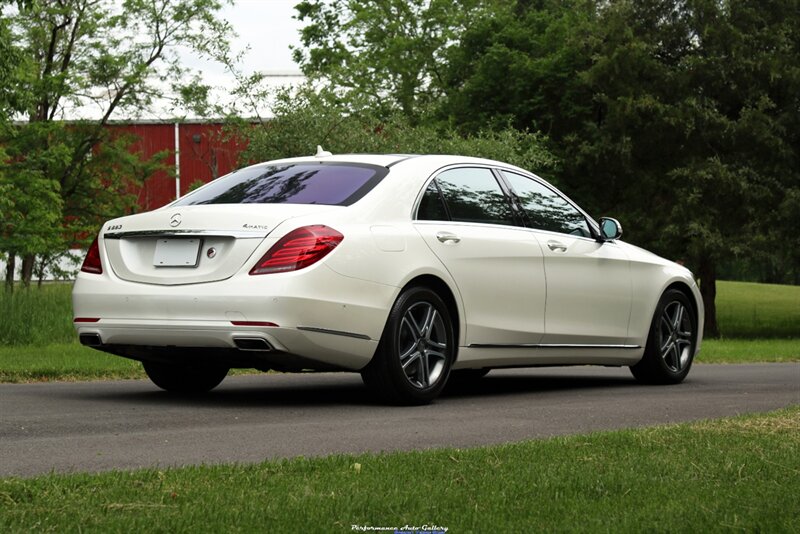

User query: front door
[499,170,632,346]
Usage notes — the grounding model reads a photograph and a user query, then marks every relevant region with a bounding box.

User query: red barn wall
[105,122,246,212]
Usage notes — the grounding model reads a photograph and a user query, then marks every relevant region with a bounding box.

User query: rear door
[413,167,547,345]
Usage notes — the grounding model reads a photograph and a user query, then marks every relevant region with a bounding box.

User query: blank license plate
[154,239,201,267]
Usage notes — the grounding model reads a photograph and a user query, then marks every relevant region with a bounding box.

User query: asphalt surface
[1,363,798,478]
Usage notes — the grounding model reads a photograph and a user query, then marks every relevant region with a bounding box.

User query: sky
[0,0,303,119]
[197,0,305,81]
[57,0,307,120]
[167,0,306,119]
[221,0,303,74]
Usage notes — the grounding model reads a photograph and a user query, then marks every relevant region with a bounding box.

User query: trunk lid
[102,204,338,285]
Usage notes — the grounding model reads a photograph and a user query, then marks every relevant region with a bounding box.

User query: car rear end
[72,157,402,372]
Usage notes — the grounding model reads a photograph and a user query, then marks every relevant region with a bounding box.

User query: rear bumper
[72,263,393,371]
[75,320,378,370]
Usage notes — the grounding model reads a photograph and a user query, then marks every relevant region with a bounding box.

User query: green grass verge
[1,338,797,383]
[716,280,800,338]
[0,343,145,382]
[0,343,263,383]
[697,338,800,363]
[0,283,74,346]
[1,407,797,532]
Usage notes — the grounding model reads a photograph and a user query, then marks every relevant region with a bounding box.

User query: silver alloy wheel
[659,301,693,372]
[398,301,448,389]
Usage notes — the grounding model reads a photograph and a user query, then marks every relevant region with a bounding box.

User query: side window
[434,168,515,226]
[501,171,591,237]
[417,181,449,220]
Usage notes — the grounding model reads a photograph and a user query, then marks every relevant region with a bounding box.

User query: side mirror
[599,217,623,241]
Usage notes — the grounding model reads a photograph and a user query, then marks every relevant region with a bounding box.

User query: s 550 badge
[107,224,122,231]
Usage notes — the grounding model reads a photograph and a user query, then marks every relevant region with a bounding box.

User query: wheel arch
[664,281,700,335]
[400,274,461,360]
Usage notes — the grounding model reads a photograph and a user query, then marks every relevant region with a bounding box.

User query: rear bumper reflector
[74,317,100,323]
[230,321,278,327]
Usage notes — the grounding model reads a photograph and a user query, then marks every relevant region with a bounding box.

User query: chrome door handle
[547,240,567,252]
[436,232,461,244]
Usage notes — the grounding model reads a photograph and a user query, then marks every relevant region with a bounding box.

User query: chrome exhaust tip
[233,337,274,352]
[79,333,103,347]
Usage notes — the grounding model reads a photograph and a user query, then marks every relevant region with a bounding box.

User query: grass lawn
[0,343,265,383]
[0,283,75,346]
[1,407,797,532]
[697,338,800,363]
[0,343,145,382]
[716,280,800,338]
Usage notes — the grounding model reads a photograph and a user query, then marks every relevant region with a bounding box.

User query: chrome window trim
[412,162,602,238]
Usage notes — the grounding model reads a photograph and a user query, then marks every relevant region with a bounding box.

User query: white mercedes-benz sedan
[73,151,703,404]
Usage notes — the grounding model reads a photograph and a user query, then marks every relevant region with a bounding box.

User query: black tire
[630,289,697,384]
[361,286,456,405]
[143,360,228,394]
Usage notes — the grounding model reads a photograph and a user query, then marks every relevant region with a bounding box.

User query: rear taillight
[80,236,103,274]
[249,225,343,275]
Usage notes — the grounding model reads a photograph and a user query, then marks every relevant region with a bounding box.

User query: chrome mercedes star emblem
[169,213,182,227]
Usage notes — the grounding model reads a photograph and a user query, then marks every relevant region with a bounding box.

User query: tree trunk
[21,254,35,288]
[4,252,16,291]
[697,256,720,338]
[36,256,46,288]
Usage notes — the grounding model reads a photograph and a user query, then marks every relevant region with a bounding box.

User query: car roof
[249,153,415,168]
[246,153,531,173]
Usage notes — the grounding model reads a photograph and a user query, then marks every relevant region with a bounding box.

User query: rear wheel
[143,360,228,394]
[630,289,697,384]
[362,286,455,405]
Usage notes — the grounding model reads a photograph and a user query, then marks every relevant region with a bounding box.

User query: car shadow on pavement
[64,368,640,408]
[442,372,637,399]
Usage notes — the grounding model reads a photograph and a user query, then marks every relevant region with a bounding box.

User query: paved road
[1,363,798,478]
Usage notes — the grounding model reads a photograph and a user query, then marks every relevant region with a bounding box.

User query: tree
[1,0,231,287]
[0,12,28,287]
[0,13,21,115]
[577,0,799,336]
[441,0,800,337]
[238,87,556,175]
[441,0,596,138]
[292,0,487,120]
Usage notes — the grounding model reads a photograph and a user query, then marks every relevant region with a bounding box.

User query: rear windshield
[173,162,388,206]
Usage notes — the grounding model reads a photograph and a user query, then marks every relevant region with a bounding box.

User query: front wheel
[143,360,228,394]
[630,289,697,384]
[362,286,455,405]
